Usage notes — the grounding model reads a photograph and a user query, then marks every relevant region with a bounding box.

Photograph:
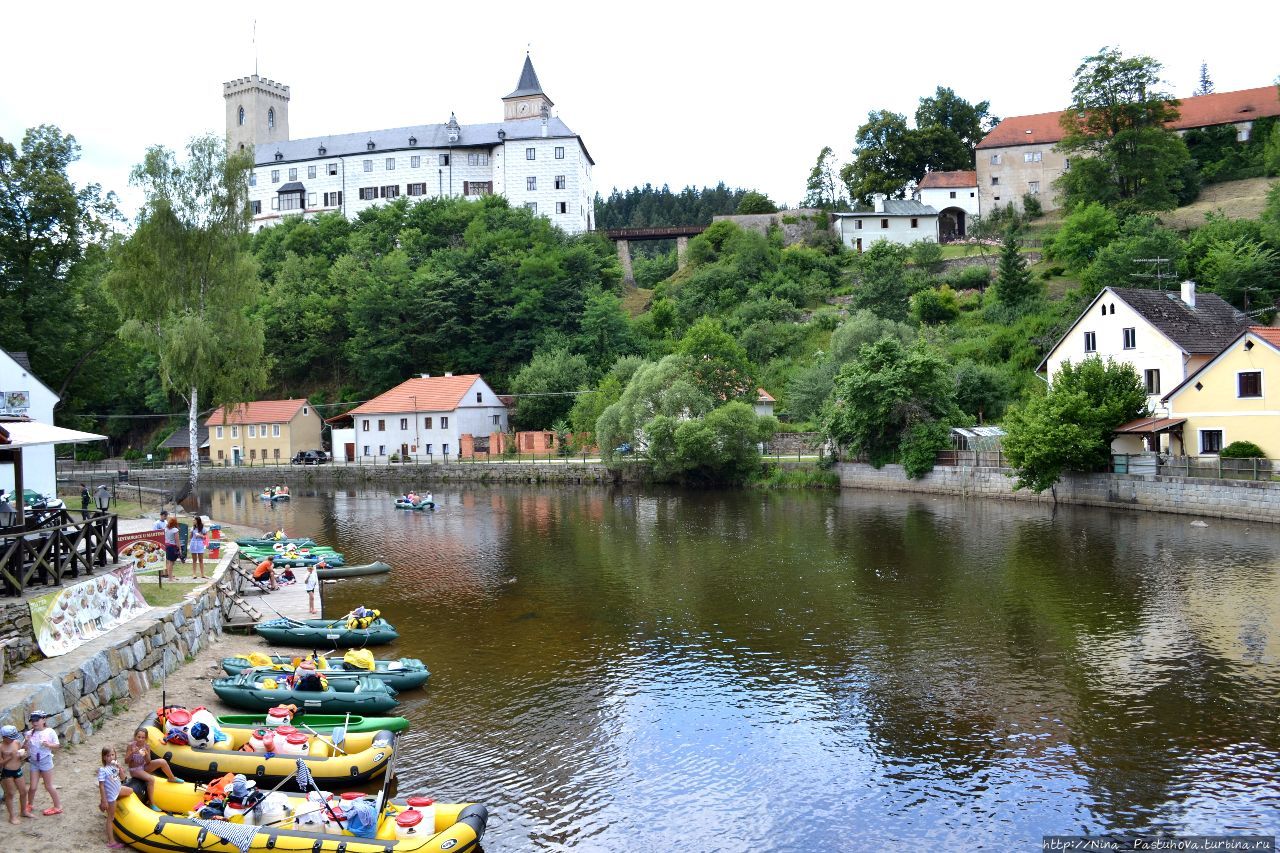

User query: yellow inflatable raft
[111,780,488,853]
[144,717,396,788]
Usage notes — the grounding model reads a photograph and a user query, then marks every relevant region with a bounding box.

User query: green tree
[104,135,267,499]
[1264,122,1280,177]
[803,146,841,209]
[911,285,960,324]
[675,317,756,403]
[953,360,1013,423]
[1002,357,1147,493]
[663,402,777,484]
[821,338,959,477]
[914,86,995,162]
[0,125,120,398]
[1080,216,1183,293]
[575,289,639,373]
[851,241,911,320]
[840,111,916,204]
[1055,47,1196,212]
[596,355,712,459]
[993,229,1038,311]
[1195,62,1214,96]
[735,191,778,214]
[1198,237,1280,311]
[508,347,592,430]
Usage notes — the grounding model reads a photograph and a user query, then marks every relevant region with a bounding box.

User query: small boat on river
[236,536,316,549]
[221,651,429,692]
[212,670,400,714]
[254,616,399,647]
[215,711,409,734]
[317,560,390,579]
[394,498,436,510]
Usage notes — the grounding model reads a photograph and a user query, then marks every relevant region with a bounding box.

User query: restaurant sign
[1,390,30,415]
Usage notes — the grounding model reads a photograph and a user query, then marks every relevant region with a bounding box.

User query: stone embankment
[107,462,634,487]
[837,462,1280,523]
[0,564,226,743]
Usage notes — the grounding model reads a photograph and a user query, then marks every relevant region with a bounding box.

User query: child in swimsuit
[1,725,28,825]
[98,746,133,848]
[126,729,180,804]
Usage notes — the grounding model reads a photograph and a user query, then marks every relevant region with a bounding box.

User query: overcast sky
[3,0,1277,218]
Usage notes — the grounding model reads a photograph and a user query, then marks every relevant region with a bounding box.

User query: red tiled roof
[1251,326,1280,348]
[918,170,977,189]
[345,374,485,416]
[205,399,307,426]
[756,388,775,403]
[977,85,1280,149]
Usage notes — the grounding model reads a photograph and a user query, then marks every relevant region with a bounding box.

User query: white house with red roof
[915,170,978,241]
[205,398,321,466]
[340,373,507,461]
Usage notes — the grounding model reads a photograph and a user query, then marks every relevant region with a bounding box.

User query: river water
[200,485,1280,850]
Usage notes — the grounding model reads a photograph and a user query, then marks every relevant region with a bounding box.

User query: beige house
[976,85,1280,215]
[205,399,321,465]
[1162,327,1280,457]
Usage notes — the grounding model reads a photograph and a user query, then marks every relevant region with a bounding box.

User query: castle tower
[502,54,554,121]
[223,74,291,156]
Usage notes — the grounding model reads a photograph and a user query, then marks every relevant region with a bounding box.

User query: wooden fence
[0,511,118,596]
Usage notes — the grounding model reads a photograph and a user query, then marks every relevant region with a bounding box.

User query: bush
[950,264,992,291]
[911,285,961,325]
[122,448,144,461]
[1220,440,1266,459]
[909,240,944,274]
[736,192,778,214]
[1022,193,1044,218]
[77,448,106,462]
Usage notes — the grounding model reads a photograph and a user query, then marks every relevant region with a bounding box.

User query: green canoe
[214,713,409,733]
[220,654,429,691]
[254,617,399,647]
[235,537,316,549]
[317,561,390,579]
[211,671,399,714]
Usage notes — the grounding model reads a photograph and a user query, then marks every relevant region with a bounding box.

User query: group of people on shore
[152,510,210,580]
[1,711,63,824]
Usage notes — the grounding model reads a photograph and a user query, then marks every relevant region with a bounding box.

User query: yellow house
[1162,327,1280,457]
[205,399,321,465]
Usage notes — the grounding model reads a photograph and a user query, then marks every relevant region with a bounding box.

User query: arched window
[268,108,275,129]
[238,106,245,126]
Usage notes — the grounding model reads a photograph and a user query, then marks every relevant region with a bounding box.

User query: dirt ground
[0,618,280,850]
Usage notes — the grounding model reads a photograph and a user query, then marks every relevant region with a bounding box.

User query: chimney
[420,373,430,379]
[444,372,453,377]
[1180,280,1197,309]
[872,193,886,213]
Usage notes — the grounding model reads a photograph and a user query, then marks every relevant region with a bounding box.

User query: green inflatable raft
[214,712,409,734]
[211,670,399,714]
[253,616,399,647]
[220,654,429,692]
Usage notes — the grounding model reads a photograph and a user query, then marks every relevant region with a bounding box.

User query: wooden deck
[222,549,323,629]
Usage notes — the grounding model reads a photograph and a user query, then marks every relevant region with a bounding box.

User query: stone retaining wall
[0,579,225,744]
[113,462,632,487]
[0,600,39,676]
[836,462,1280,522]
[764,432,824,456]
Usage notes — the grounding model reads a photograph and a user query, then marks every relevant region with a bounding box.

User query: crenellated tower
[223,74,291,155]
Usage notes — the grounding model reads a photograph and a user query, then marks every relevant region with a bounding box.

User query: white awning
[0,420,107,448]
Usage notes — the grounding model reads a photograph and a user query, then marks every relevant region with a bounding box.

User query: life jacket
[343,649,375,672]
[203,773,235,802]
[346,608,380,630]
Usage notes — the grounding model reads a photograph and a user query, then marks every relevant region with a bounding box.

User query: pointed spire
[505,53,545,99]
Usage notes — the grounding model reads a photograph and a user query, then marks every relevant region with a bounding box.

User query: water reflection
[201,485,1280,849]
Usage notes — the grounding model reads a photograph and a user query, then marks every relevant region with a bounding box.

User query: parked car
[22,489,65,511]
[291,450,329,465]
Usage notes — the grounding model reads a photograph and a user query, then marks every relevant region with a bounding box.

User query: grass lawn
[621,285,653,317]
[1160,176,1278,231]
[137,580,191,608]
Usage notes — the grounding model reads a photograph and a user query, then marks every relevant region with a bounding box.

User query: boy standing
[1,725,28,824]
[25,711,62,815]
[304,563,318,614]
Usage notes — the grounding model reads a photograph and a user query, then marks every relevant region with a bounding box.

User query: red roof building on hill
[975,85,1280,217]
[917,170,977,189]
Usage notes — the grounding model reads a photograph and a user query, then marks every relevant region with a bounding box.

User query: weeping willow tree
[104,134,267,502]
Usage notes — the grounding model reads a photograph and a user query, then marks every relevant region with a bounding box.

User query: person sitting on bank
[253,555,279,591]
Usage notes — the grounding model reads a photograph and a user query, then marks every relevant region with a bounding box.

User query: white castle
[225,55,594,234]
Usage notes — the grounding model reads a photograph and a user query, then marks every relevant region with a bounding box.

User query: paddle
[296,721,348,756]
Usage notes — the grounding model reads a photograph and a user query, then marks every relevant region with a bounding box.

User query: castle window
[268,108,275,129]
[438,154,450,166]
[526,148,536,160]
[555,146,565,159]
[911,218,918,228]
[880,219,889,229]
[556,202,568,214]
[990,153,1001,165]
[323,191,343,207]
[386,158,395,170]
[407,183,427,196]
[358,187,378,200]
[950,191,956,198]
[238,106,245,126]
[467,153,490,166]
[1028,181,1040,194]
[554,175,566,189]
[525,202,537,214]
[363,160,373,172]
[411,156,421,168]
[991,176,1000,185]
[288,167,297,181]
[249,173,257,186]
[308,192,317,206]
[250,200,261,215]
[327,163,338,176]
[271,170,280,183]
[464,181,493,196]
[308,165,316,179]
[380,185,400,198]
[527,177,537,191]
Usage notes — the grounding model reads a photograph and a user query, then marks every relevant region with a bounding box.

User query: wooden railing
[0,511,118,596]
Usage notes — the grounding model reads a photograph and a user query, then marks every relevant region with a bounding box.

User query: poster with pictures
[3,389,30,414]
[29,565,150,657]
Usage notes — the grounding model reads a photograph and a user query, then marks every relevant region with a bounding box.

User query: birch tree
[105,134,266,501]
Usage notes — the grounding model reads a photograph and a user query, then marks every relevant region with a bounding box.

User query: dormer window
[318,145,327,156]
[268,108,275,129]
[367,140,376,151]
[274,151,283,162]
[409,136,417,147]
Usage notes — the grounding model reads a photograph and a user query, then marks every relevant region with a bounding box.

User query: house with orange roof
[915,170,978,241]
[338,373,507,461]
[975,85,1280,215]
[205,398,321,465]
[1159,327,1280,458]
